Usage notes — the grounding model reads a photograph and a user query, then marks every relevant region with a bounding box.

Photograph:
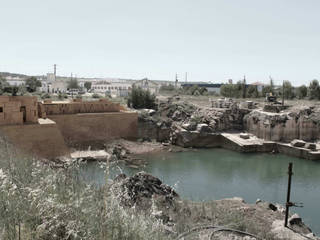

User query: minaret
[54,64,57,81]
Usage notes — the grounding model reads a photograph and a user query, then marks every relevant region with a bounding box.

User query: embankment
[0,123,70,159]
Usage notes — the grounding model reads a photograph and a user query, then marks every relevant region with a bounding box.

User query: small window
[0,107,3,113]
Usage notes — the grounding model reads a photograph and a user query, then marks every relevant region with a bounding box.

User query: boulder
[291,139,306,148]
[289,213,302,226]
[240,133,250,139]
[196,123,211,133]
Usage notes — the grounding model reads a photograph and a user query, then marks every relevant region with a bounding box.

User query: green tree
[127,87,156,109]
[242,77,247,98]
[296,85,308,99]
[283,80,295,99]
[26,77,42,92]
[247,85,259,98]
[220,84,236,97]
[308,79,320,100]
[84,82,92,91]
[0,77,9,94]
[67,78,80,89]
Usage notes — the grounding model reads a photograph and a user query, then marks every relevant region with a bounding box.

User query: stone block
[240,133,250,139]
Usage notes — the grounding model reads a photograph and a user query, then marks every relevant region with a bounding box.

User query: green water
[81,148,320,234]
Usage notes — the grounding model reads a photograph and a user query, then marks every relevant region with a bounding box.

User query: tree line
[220,79,320,100]
[0,76,41,95]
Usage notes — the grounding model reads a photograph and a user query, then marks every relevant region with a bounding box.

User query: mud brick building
[0,96,137,159]
[0,96,38,125]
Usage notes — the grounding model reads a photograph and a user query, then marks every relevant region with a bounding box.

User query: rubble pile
[112,172,179,209]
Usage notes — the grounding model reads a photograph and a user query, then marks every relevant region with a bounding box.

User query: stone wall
[0,123,69,159]
[42,99,121,115]
[48,112,138,148]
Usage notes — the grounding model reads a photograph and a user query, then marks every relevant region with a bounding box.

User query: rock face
[112,172,179,209]
[244,107,320,142]
[138,101,250,147]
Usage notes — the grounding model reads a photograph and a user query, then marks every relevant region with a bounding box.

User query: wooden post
[284,162,293,227]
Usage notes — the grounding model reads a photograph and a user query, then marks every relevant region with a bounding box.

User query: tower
[53,64,57,81]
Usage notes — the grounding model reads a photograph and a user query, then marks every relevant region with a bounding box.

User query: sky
[0,0,319,86]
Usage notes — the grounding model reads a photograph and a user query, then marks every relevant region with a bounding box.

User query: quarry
[1,95,320,240]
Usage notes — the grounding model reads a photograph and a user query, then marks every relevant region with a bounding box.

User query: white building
[250,82,265,92]
[92,81,132,97]
[5,76,26,86]
[133,78,159,94]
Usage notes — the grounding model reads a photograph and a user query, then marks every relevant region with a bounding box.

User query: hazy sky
[1,0,319,85]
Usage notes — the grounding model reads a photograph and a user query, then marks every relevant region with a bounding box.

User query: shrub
[0,137,168,240]
[127,87,157,109]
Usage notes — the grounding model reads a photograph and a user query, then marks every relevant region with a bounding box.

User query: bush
[127,87,157,109]
[0,137,168,240]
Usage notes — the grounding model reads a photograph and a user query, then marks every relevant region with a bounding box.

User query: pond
[80,148,320,235]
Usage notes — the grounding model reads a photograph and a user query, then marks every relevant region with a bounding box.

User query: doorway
[20,106,26,123]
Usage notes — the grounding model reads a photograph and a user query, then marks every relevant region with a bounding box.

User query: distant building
[92,81,132,97]
[181,83,223,94]
[133,78,159,94]
[5,76,26,86]
[250,82,265,92]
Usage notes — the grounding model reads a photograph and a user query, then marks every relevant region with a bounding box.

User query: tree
[127,86,156,109]
[296,85,308,99]
[220,84,237,97]
[308,79,320,100]
[67,78,80,89]
[26,77,42,92]
[247,85,259,98]
[283,80,295,99]
[0,77,9,94]
[242,77,247,98]
[84,82,92,91]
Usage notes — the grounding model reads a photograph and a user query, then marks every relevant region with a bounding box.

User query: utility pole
[175,73,178,89]
[282,80,284,106]
[185,72,188,83]
[284,162,293,227]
